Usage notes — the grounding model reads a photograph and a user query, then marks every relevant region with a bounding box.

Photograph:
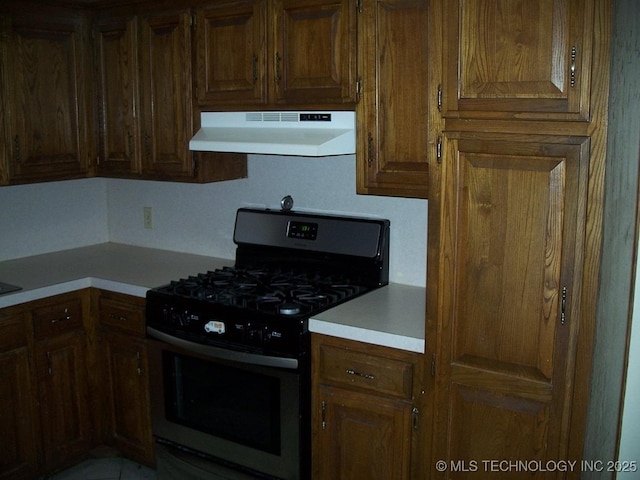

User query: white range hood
[189,111,355,157]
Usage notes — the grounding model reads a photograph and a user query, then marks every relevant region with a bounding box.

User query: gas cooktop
[153,266,368,318]
[146,207,390,357]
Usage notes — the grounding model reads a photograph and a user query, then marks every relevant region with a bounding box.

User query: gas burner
[278,302,304,316]
[156,266,367,318]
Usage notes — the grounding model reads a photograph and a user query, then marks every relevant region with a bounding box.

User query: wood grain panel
[356,0,434,198]
[139,11,192,177]
[431,133,590,477]
[272,0,355,104]
[3,13,91,182]
[95,17,139,175]
[195,0,267,105]
[443,0,594,119]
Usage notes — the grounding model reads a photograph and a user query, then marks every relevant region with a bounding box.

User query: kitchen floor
[47,456,157,480]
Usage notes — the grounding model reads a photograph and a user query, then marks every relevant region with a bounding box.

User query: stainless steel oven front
[147,329,310,480]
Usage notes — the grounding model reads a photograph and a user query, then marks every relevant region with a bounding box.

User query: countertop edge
[309,319,425,353]
[0,278,148,309]
[0,243,426,353]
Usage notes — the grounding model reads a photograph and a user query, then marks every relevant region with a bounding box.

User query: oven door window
[163,351,281,455]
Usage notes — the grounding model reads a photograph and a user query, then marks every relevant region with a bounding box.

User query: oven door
[147,327,307,480]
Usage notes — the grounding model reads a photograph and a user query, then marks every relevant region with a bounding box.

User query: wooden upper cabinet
[0,11,92,184]
[138,10,194,178]
[194,0,356,109]
[356,0,437,199]
[195,0,267,106]
[430,133,590,477]
[271,0,356,105]
[94,9,247,183]
[94,17,140,177]
[442,0,594,120]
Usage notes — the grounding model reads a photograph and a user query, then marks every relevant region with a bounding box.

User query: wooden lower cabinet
[35,332,92,471]
[101,332,153,465]
[427,133,590,478]
[312,334,424,480]
[0,289,155,479]
[97,290,154,466]
[0,306,39,480]
[315,385,413,479]
[31,291,93,472]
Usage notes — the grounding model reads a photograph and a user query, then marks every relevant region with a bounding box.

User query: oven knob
[247,325,268,344]
[247,328,262,343]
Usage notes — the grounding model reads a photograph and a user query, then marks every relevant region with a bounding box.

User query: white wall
[0,178,109,261]
[107,154,427,286]
[0,155,427,287]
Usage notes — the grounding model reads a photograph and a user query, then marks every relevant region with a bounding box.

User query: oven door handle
[146,326,299,370]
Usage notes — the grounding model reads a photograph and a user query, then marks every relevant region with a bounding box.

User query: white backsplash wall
[107,154,428,286]
[0,178,109,261]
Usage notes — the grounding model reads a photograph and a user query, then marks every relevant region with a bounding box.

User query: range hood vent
[189,111,355,157]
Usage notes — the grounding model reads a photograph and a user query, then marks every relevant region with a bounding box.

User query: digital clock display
[287,221,318,240]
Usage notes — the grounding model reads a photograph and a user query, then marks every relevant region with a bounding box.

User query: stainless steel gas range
[145,206,390,480]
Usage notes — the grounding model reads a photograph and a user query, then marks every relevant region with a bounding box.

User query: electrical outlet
[143,207,153,229]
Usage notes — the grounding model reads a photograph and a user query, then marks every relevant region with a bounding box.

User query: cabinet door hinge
[13,135,20,163]
[190,14,196,28]
[356,0,363,13]
[321,400,327,430]
[437,84,442,112]
[560,286,567,325]
[436,137,442,164]
[356,78,362,100]
[136,351,143,376]
[46,351,52,376]
[570,46,577,87]
[431,354,436,376]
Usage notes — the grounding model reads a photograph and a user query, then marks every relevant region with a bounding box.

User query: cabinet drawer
[317,343,414,399]
[32,295,83,338]
[98,291,145,336]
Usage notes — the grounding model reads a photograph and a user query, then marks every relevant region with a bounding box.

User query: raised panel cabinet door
[356,0,435,199]
[36,332,91,471]
[94,17,140,176]
[0,309,39,480]
[271,0,356,104]
[195,0,267,106]
[442,0,594,120]
[315,385,412,480]
[102,331,153,465]
[1,14,91,183]
[139,11,193,178]
[0,348,39,480]
[431,134,590,478]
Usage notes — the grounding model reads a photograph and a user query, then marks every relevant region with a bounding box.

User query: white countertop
[0,243,426,353]
[0,243,229,307]
[310,284,425,353]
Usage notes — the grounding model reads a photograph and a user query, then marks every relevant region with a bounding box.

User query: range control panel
[287,221,319,240]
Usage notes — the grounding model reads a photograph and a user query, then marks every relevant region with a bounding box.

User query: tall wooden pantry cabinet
[423,0,610,478]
